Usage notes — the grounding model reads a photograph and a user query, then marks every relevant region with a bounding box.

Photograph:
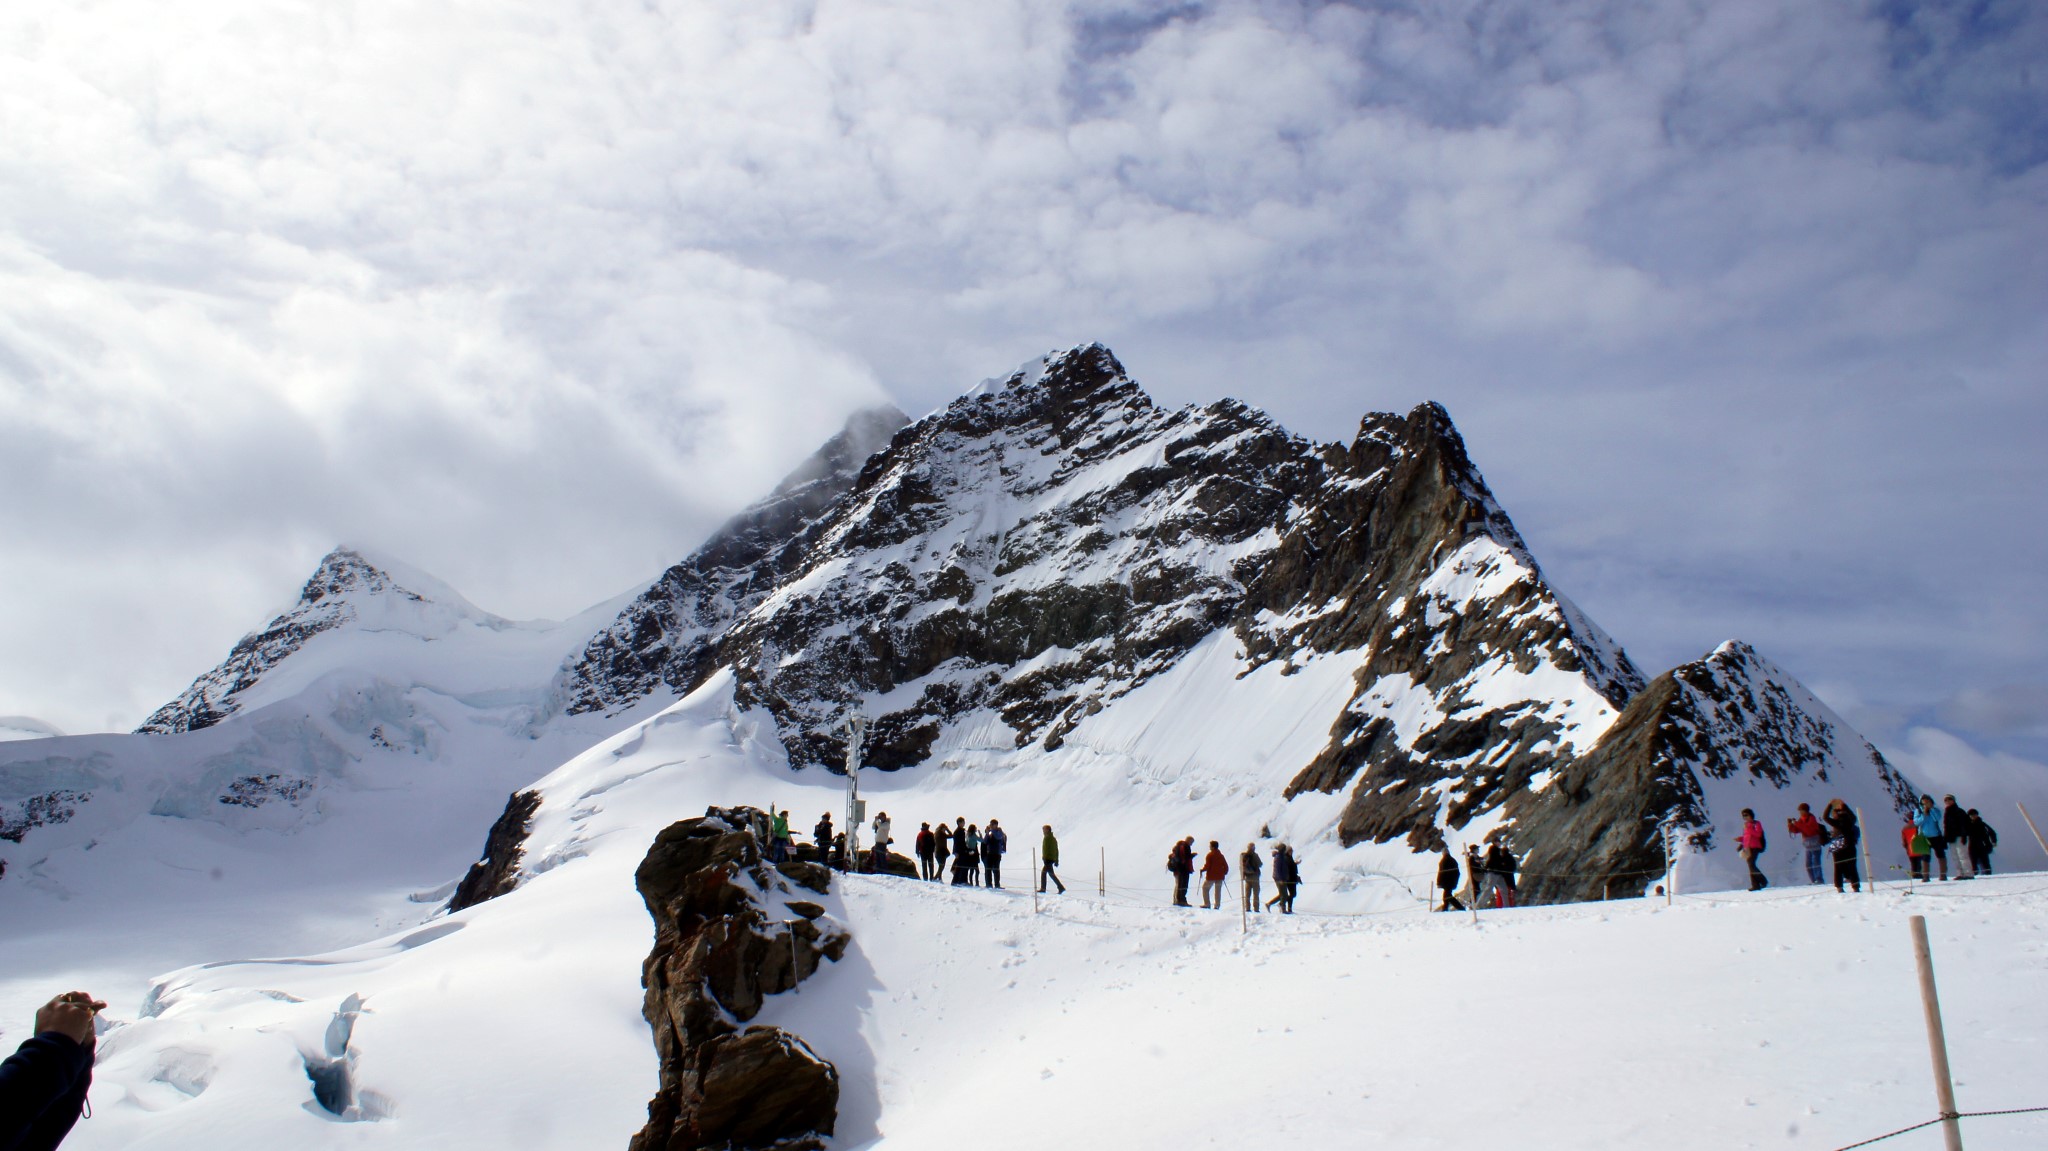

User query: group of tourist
[1433,841,1520,911]
[1732,793,1996,892]
[760,791,2007,915]
[1162,837,1304,913]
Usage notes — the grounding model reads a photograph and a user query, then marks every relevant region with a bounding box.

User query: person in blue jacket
[2,990,102,1151]
[1913,795,1949,881]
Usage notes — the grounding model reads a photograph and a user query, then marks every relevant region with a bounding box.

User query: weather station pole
[844,712,867,873]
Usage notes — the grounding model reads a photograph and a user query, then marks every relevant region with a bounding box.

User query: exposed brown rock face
[627,807,849,1151]
[447,789,542,912]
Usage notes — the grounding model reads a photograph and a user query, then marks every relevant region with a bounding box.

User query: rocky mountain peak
[137,546,493,735]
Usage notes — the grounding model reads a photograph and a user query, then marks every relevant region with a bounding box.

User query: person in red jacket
[1902,818,1930,881]
[1787,803,1825,884]
[1735,809,1768,891]
[1200,841,1230,909]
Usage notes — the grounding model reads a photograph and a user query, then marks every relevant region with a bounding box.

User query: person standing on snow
[1168,837,1196,907]
[1913,796,1946,880]
[933,820,952,879]
[962,824,983,887]
[1200,841,1230,909]
[1822,799,1861,892]
[814,813,834,859]
[950,822,975,885]
[1039,825,1067,894]
[983,819,1007,888]
[1941,796,1974,879]
[1240,843,1263,912]
[1966,809,1997,876]
[1263,844,1297,913]
[915,822,937,880]
[1479,841,1510,907]
[1735,809,1769,890]
[871,812,893,871]
[1464,844,1485,907]
[1902,815,1930,881]
[1786,803,1825,884]
[1,990,103,1151]
[1436,847,1465,911]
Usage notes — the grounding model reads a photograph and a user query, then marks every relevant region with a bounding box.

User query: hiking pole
[1099,846,1105,897]
[1031,848,1039,915]
[2017,801,2048,861]
[1857,807,1874,896]
[1909,916,1965,1151]
[1240,874,1247,935]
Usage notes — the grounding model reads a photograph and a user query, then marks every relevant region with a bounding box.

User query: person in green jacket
[1039,824,1067,894]
[769,809,792,862]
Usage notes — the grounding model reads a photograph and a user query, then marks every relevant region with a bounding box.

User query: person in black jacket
[1822,799,1861,892]
[1437,847,1465,911]
[1264,844,1299,913]
[1941,796,1974,878]
[982,819,1006,888]
[1966,809,1998,876]
[2,991,102,1151]
[1167,837,1195,907]
[813,813,834,856]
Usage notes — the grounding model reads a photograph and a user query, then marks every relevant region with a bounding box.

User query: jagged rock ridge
[558,345,1644,858]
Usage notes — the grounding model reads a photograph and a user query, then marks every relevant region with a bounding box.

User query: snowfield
[6,677,2044,1151]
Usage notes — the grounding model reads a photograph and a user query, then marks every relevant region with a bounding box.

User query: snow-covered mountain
[4,344,1920,911]
[533,343,1905,897]
[0,342,1966,1151]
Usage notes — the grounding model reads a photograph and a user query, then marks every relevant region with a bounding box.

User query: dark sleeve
[0,1032,93,1151]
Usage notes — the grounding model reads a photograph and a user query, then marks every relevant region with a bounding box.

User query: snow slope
[22,674,2045,1151]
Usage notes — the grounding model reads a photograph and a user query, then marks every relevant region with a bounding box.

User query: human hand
[33,992,105,1046]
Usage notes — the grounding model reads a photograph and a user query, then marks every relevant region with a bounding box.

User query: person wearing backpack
[1239,843,1263,912]
[1786,803,1825,884]
[1167,837,1195,906]
[1901,817,1930,881]
[1913,796,1946,880]
[1200,841,1230,909]
[1966,810,1998,876]
[1736,810,1768,891]
[1039,825,1066,894]
[1822,799,1861,892]
[983,819,1007,888]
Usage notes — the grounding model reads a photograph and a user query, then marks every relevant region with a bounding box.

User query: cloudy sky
[3,1,2043,790]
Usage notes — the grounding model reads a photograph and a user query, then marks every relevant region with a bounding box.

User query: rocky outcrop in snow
[1507,641,1920,902]
[447,790,542,912]
[627,806,848,1151]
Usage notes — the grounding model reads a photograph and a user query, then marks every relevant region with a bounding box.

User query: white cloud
[1,0,2042,737]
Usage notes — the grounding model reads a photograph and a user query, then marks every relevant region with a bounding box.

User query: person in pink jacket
[1735,809,1768,891]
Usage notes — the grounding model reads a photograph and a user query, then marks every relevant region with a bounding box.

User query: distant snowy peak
[1508,639,1920,902]
[0,716,64,743]
[137,546,504,734]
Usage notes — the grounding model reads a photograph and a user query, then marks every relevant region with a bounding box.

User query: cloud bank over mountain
[2,1,2041,786]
